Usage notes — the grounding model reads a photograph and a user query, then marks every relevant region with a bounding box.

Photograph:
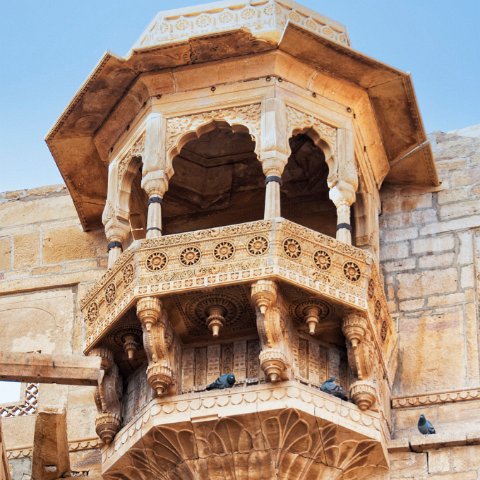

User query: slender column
[329,181,356,244]
[141,112,170,238]
[260,97,289,219]
[103,161,130,268]
[264,172,283,218]
[105,219,130,268]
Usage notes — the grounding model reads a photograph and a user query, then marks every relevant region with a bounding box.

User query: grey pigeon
[417,414,436,435]
[320,376,348,401]
[206,373,236,391]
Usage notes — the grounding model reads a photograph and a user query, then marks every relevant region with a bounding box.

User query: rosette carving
[137,297,174,395]
[251,280,289,382]
[89,347,122,444]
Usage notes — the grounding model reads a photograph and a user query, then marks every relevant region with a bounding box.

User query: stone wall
[381,125,480,478]
[0,185,106,476]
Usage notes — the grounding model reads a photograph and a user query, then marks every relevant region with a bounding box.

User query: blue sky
[0,1,478,193]
[0,0,478,402]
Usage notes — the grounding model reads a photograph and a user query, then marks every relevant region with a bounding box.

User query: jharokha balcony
[80,218,396,479]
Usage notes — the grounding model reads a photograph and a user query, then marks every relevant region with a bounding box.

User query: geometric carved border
[0,383,38,418]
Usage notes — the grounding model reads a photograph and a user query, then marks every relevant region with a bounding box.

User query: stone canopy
[46,0,438,231]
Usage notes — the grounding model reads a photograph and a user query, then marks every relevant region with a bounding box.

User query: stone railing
[135,0,350,50]
[81,218,376,350]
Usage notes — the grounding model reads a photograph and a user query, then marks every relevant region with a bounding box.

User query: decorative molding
[166,103,262,156]
[392,387,480,409]
[6,437,100,459]
[135,1,350,50]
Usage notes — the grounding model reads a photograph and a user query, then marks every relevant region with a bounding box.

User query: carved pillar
[103,162,131,268]
[137,296,174,395]
[141,112,170,238]
[89,348,122,444]
[329,181,356,244]
[251,280,289,382]
[342,310,376,410]
[261,98,289,219]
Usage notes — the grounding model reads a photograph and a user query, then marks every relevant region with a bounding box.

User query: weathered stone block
[439,199,480,220]
[457,231,473,265]
[396,269,458,300]
[397,307,465,392]
[418,252,454,269]
[42,226,104,264]
[460,265,474,289]
[380,242,409,261]
[411,235,455,255]
[382,257,416,273]
[13,232,39,269]
[383,227,418,243]
[389,451,427,478]
[0,236,11,271]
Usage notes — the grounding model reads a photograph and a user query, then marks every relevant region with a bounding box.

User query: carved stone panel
[181,339,261,392]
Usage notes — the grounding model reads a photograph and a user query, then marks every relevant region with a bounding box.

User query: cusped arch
[165,103,262,167]
[286,106,338,189]
[102,132,146,236]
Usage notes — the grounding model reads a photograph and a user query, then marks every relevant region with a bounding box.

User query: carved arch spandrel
[103,131,146,233]
[286,105,359,194]
[165,103,262,164]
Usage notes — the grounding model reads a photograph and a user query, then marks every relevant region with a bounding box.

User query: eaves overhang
[46,22,438,231]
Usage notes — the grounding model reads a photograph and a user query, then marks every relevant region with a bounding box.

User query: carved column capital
[137,296,162,329]
[251,280,277,315]
[342,311,368,348]
[141,170,170,198]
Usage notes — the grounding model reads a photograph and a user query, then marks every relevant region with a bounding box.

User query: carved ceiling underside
[103,404,388,480]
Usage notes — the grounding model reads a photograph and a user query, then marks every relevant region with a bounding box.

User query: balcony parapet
[101,380,388,479]
[81,219,396,381]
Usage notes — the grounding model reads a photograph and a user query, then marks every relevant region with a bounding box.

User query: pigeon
[417,414,436,435]
[206,373,236,391]
[320,376,348,401]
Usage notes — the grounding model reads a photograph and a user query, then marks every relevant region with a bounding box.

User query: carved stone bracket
[342,311,375,381]
[88,348,122,444]
[137,296,174,395]
[350,380,377,411]
[251,280,289,382]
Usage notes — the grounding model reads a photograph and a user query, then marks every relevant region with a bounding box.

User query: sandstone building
[1,1,479,479]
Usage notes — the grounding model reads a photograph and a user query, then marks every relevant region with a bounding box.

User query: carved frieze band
[81,219,376,349]
[166,103,262,155]
[6,437,100,459]
[136,1,350,49]
[392,387,480,408]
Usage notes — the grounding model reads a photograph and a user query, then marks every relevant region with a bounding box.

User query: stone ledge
[103,381,385,466]
[392,386,480,408]
[388,431,480,453]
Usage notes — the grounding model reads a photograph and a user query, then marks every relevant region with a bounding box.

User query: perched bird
[320,376,348,401]
[206,373,236,391]
[418,414,436,435]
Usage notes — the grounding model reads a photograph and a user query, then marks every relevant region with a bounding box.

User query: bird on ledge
[418,414,436,435]
[206,373,236,390]
[320,376,348,401]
